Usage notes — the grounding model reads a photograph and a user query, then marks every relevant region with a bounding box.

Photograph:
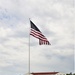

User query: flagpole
[28,18,31,75]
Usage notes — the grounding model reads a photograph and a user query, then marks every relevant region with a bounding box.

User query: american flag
[30,20,51,45]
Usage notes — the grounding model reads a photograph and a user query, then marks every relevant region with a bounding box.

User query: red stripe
[31,29,45,38]
[39,40,50,45]
[30,32,47,41]
[30,28,50,45]
[30,29,48,41]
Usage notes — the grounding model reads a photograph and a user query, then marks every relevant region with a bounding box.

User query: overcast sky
[0,0,75,75]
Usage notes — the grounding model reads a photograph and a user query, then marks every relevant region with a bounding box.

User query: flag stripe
[30,28,47,41]
[39,40,50,45]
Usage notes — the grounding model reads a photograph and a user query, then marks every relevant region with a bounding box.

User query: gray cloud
[0,0,74,75]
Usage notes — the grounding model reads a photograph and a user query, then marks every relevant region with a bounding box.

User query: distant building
[30,72,66,75]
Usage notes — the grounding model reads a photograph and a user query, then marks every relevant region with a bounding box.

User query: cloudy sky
[0,0,75,75]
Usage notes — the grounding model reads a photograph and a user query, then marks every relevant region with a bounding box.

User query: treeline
[66,73,75,75]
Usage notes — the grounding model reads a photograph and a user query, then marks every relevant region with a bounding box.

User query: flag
[30,20,51,45]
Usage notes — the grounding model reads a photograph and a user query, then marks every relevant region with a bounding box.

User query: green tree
[73,73,75,75]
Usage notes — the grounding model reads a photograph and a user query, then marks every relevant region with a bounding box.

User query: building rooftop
[31,72,59,75]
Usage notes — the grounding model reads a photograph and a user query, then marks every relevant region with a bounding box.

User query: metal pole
[28,18,31,75]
